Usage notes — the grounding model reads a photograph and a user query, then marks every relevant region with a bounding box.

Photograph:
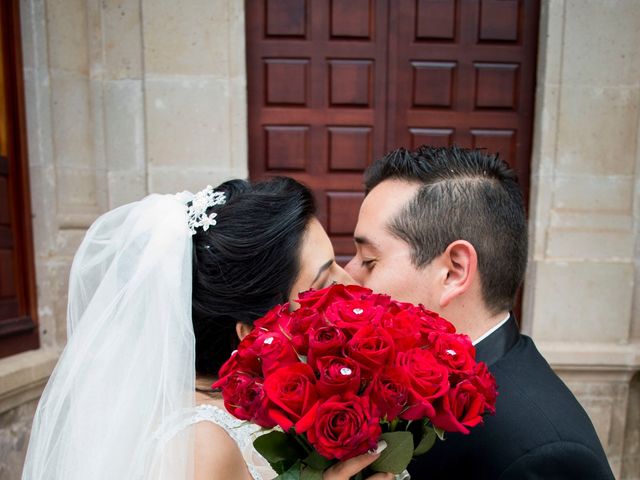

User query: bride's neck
[195,374,217,393]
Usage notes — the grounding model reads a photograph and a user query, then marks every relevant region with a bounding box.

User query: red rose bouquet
[214,285,497,478]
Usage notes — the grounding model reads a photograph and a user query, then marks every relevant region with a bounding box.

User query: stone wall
[0,0,247,477]
[523,0,640,477]
[0,399,38,479]
[1,1,639,479]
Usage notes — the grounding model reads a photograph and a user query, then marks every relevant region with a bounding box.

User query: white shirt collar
[472,313,511,346]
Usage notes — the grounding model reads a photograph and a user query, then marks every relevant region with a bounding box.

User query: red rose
[301,393,381,461]
[431,333,476,378]
[264,363,318,432]
[396,348,450,420]
[216,350,241,381]
[215,372,275,428]
[216,329,264,379]
[469,362,498,414]
[307,325,347,369]
[415,307,456,344]
[369,366,412,421]
[432,377,491,434]
[346,324,395,376]
[280,308,322,355]
[324,299,385,335]
[250,330,299,377]
[380,311,421,352]
[296,284,372,311]
[316,356,362,398]
[253,303,292,330]
[367,293,393,308]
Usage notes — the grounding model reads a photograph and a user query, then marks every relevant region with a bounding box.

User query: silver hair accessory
[185,185,226,234]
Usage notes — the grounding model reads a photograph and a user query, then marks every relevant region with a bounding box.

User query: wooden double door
[0,0,38,358]
[246,0,539,263]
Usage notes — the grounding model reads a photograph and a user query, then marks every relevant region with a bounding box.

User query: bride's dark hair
[191,176,315,375]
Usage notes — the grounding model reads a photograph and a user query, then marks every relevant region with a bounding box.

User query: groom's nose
[335,262,358,286]
[344,257,361,284]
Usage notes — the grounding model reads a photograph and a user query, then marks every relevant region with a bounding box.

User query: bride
[21,177,392,480]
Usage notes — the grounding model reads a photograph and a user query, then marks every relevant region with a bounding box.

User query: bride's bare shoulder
[194,420,253,480]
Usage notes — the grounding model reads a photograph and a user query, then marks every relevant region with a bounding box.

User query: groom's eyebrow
[354,236,379,251]
[311,259,334,285]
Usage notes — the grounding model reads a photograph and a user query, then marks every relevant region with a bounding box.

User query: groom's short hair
[364,145,527,313]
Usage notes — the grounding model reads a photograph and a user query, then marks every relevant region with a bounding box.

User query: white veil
[22,193,196,480]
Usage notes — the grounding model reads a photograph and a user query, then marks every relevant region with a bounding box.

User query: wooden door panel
[415,0,457,41]
[247,0,389,262]
[410,128,455,149]
[265,0,307,37]
[474,62,519,109]
[388,0,539,194]
[328,127,372,172]
[412,61,457,108]
[265,59,309,106]
[0,0,38,357]
[247,0,538,264]
[479,0,520,42]
[328,59,373,107]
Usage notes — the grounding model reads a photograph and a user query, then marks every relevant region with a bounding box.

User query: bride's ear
[235,321,252,341]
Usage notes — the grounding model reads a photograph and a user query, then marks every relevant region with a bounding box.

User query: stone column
[524,1,640,477]
[0,1,248,478]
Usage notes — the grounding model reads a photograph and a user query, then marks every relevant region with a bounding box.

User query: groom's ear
[439,240,478,308]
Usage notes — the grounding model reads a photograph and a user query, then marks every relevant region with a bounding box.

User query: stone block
[0,400,38,480]
[148,166,246,195]
[531,84,559,177]
[107,171,147,208]
[102,0,143,80]
[555,369,631,477]
[527,174,554,260]
[56,167,100,212]
[553,175,634,212]
[563,0,640,87]
[45,0,89,73]
[556,85,639,176]
[28,165,57,256]
[144,78,231,168]
[103,80,145,172]
[621,374,640,479]
[227,79,248,175]
[546,226,633,261]
[536,0,565,87]
[142,0,230,76]
[50,72,93,168]
[228,0,247,79]
[531,260,633,343]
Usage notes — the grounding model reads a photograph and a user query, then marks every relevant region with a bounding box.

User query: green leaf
[413,428,437,456]
[434,427,446,441]
[300,466,324,480]
[369,431,414,474]
[254,431,304,464]
[276,461,302,480]
[303,450,333,471]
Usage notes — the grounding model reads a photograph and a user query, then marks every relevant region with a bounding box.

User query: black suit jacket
[408,316,614,479]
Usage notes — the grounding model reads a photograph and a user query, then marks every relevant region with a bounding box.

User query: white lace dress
[155,404,410,480]
[155,404,276,480]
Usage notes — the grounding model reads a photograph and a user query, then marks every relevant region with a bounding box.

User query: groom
[345,146,614,479]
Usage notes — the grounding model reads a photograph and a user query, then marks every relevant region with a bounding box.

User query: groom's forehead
[361,180,421,225]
